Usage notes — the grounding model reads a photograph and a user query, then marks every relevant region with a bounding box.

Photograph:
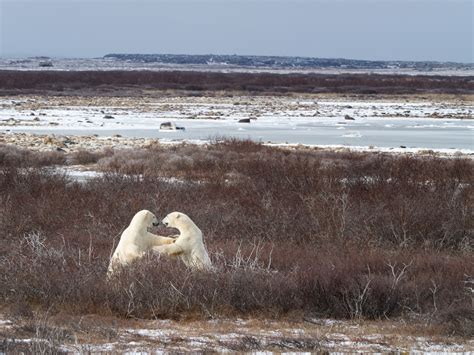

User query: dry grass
[68,149,113,165]
[0,144,66,167]
[0,140,472,337]
[0,70,472,96]
[1,310,472,353]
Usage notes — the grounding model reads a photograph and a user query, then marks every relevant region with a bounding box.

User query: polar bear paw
[164,237,177,244]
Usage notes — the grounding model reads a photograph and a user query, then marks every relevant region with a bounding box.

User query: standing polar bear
[107,210,175,276]
[153,212,212,270]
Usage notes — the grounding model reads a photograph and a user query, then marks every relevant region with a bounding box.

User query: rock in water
[238,118,251,123]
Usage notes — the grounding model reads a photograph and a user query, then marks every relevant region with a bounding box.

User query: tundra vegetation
[0,140,472,345]
[0,70,472,96]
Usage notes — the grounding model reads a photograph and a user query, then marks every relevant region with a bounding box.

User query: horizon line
[1,52,473,65]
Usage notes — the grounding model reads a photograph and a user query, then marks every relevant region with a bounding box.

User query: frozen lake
[1,97,473,153]
[2,57,473,76]
[5,117,474,151]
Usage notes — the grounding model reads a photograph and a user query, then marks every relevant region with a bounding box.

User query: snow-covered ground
[1,57,473,76]
[1,96,473,154]
[1,316,472,353]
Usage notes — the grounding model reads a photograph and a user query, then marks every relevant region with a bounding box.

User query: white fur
[107,210,175,277]
[153,212,212,270]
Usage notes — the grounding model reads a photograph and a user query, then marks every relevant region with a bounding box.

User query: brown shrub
[0,70,472,96]
[0,141,472,330]
[0,144,65,167]
[68,149,112,165]
[1,232,472,325]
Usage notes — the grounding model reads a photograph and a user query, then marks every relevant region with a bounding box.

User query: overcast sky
[0,0,472,62]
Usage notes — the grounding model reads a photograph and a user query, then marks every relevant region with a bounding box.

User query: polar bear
[152,212,212,270]
[107,210,175,277]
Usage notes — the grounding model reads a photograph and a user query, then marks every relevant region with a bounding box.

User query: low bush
[0,141,472,333]
[1,234,472,326]
[68,149,112,165]
[0,70,472,95]
[0,144,65,167]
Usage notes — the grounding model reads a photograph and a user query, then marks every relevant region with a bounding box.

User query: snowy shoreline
[2,57,474,76]
[1,95,472,155]
[1,131,473,158]
[1,314,472,353]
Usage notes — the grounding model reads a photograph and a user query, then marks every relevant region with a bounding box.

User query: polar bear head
[130,210,160,229]
[162,211,194,230]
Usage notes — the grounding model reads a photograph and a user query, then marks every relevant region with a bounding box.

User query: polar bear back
[108,210,159,275]
[176,232,211,268]
[111,226,146,262]
[166,212,212,269]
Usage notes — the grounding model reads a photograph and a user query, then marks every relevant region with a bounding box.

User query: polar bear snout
[161,216,170,227]
[161,212,182,229]
[151,216,160,227]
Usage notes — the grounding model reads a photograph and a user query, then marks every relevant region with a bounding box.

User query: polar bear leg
[146,232,176,247]
[107,261,117,278]
[152,243,184,257]
[107,249,145,276]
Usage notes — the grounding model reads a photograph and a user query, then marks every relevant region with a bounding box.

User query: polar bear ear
[176,213,181,219]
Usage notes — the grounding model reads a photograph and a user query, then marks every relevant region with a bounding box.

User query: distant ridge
[104,53,473,71]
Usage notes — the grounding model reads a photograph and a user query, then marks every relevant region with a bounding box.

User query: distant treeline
[104,53,473,70]
[0,70,472,95]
